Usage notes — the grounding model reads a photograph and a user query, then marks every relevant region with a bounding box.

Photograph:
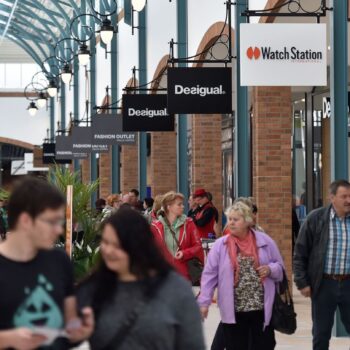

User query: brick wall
[81,157,90,185]
[252,86,293,279]
[120,141,138,193]
[191,114,223,228]
[99,149,112,198]
[150,131,177,196]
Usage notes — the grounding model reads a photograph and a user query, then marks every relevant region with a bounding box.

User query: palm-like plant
[0,188,9,201]
[48,165,102,280]
[48,165,99,223]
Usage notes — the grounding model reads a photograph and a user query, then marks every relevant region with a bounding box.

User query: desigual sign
[122,95,174,132]
[240,24,327,86]
[167,67,232,114]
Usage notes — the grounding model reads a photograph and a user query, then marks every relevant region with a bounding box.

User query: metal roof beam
[7,34,44,67]
[19,0,65,20]
[0,21,51,58]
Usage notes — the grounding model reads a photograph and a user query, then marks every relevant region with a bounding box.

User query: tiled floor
[74,286,349,350]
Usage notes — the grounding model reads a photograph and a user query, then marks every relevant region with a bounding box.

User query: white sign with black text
[240,24,327,86]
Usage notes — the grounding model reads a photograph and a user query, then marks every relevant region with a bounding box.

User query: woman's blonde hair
[152,194,164,213]
[161,191,184,214]
[225,201,254,226]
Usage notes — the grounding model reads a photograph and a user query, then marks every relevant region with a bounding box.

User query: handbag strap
[103,275,166,350]
[163,216,181,249]
[103,296,148,350]
[278,269,293,305]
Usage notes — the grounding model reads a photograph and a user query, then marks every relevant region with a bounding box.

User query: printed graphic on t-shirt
[13,274,63,329]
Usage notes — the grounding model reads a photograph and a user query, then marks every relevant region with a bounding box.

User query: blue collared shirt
[324,207,350,274]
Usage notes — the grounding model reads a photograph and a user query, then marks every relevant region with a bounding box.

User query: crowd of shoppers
[1,176,349,350]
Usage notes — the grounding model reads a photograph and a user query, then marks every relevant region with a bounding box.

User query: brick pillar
[81,157,90,184]
[150,132,177,196]
[192,114,223,228]
[252,87,292,279]
[120,141,138,193]
[99,149,112,198]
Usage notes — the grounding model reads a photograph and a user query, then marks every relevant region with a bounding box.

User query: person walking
[198,202,284,350]
[151,191,203,281]
[0,177,93,349]
[294,179,350,350]
[192,189,218,239]
[213,197,276,350]
[77,208,205,350]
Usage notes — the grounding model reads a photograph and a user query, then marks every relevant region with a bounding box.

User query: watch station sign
[167,67,232,114]
[240,23,327,86]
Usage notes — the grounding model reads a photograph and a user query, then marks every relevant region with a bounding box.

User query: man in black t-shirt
[0,177,93,349]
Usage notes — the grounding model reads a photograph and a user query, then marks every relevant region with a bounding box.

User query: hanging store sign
[55,135,73,160]
[71,126,110,154]
[167,67,232,114]
[322,94,350,119]
[92,114,136,145]
[71,127,90,159]
[122,94,175,131]
[240,23,327,86]
[43,143,56,164]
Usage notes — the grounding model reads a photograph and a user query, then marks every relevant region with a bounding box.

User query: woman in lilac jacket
[198,202,284,350]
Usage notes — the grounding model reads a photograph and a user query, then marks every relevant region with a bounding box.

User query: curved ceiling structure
[0,0,123,78]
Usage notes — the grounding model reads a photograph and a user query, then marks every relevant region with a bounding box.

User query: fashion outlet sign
[240,23,327,86]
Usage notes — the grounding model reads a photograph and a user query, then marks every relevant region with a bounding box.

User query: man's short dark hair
[7,177,65,230]
[95,198,106,209]
[130,189,139,197]
[144,197,154,208]
[329,179,350,196]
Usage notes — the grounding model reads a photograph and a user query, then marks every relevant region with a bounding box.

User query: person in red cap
[192,188,218,239]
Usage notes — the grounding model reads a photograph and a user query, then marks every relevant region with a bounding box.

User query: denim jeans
[311,278,350,350]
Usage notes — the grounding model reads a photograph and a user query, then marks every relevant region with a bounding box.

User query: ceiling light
[100,18,114,45]
[37,92,47,108]
[47,80,58,97]
[78,44,90,66]
[27,102,38,116]
[132,0,146,11]
[61,64,72,84]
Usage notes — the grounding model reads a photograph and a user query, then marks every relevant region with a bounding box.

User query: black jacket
[293,205,331,296]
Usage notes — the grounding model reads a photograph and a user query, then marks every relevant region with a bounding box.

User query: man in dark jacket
[293,179,350,350]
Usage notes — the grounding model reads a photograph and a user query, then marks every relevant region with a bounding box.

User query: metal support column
[138,7,147,199]
[50,97,55,140]
[330,0,349,337]
[305,92,314,212]
[111,10,120,193]
[330,0,348,182]
[61,82,66,131]
[234,0,250,197]
[73,41,80,172]
[90,0,98,203]
[177,0,189,203]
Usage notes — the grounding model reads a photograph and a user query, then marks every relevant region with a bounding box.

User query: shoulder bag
[270,269,297,334]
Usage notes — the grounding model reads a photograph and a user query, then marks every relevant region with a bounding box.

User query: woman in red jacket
[151,191,203,280]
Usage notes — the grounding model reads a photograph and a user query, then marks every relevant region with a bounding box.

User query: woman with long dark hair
[78,208,205,350]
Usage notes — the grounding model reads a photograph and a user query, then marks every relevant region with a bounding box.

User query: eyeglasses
[37,217,65,228]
